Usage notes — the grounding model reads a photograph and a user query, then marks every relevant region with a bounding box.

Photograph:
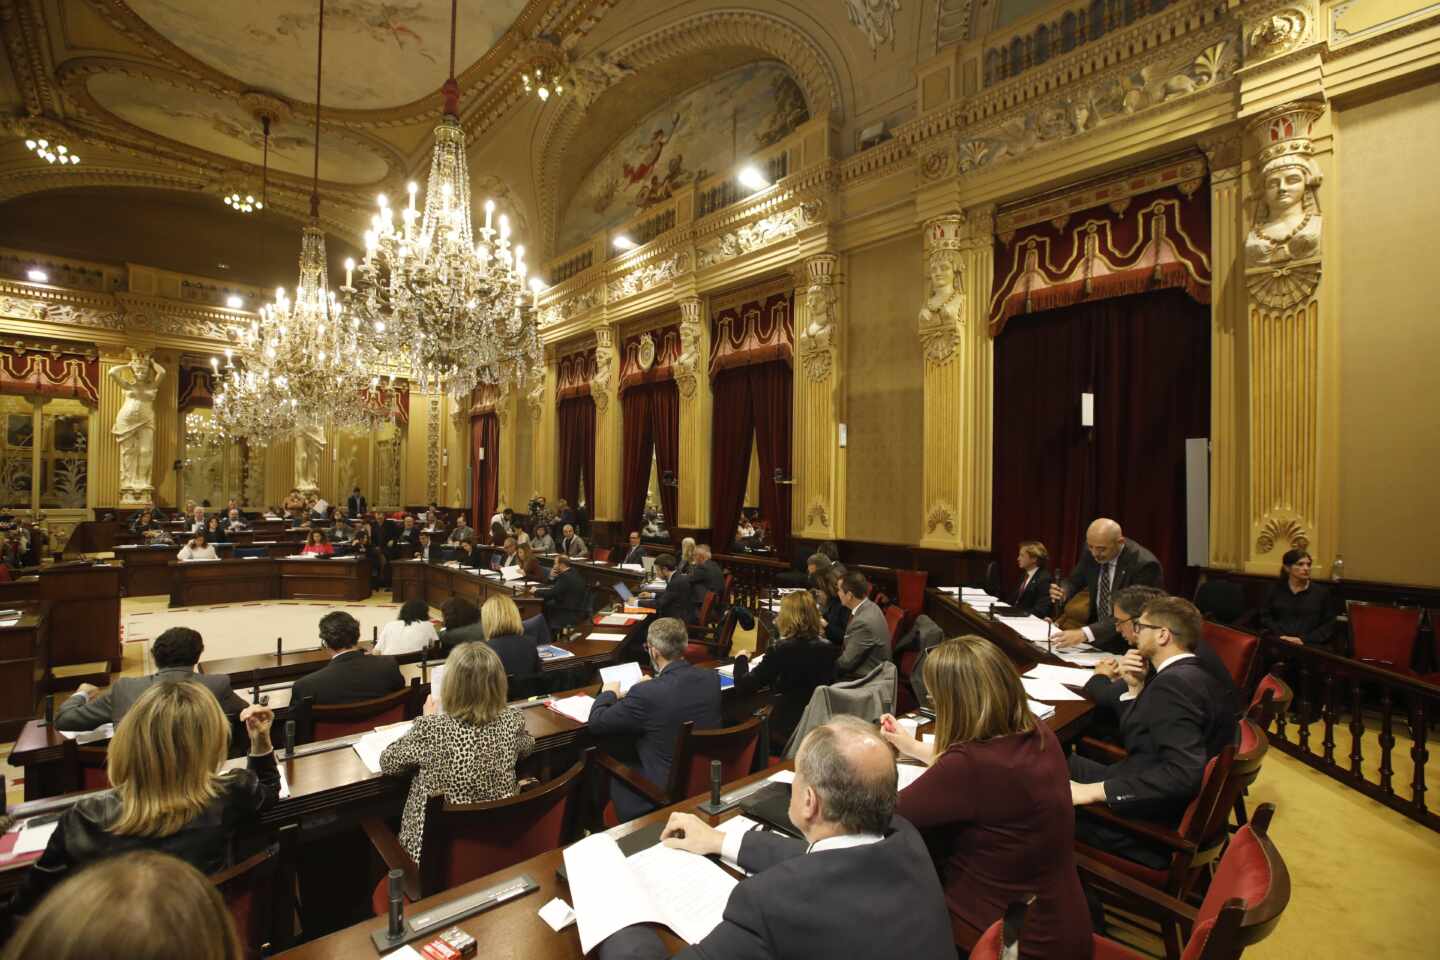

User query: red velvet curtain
[557,395,596,512]
[991,289,1209,598]
[471,413,500,534]
[651,382,679,534]
[709,361,792,554]
[621,388,654,536]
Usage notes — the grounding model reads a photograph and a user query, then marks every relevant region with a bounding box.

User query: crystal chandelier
[342,0,542,400]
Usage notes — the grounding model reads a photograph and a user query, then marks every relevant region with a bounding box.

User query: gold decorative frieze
[1246,6,1313,60]
[607,253,686,303]
[1256,514,1310,554]
[995,156,1208,236]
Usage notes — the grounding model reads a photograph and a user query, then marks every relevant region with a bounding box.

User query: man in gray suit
[835,571,891,679]
[55,626,246,731]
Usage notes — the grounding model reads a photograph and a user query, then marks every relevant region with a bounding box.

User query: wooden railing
[1259,636,1439,832]
[714,552,790,608]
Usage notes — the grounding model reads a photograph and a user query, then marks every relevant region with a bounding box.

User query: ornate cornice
[0,280,247,346]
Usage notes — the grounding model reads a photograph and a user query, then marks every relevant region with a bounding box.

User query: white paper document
[620,563,645,571]
[501,565,524,581]
[538,897,577,932]
[1028,699,1057,721]
[13,820,59,856]
[597,614,636,626]
[1023,663,1095,686]
[1051,648,1113,666]
[549,694,596,724]
[564,833,738,953]
[716,654,764,679]
[1020,676,1085,702]
[58,723,114,744]
[599,661,644,694]
[429,665,446,713]
[586,632,628,642]
[896,716,920,738]
[766,769,795,784]
[896,763,928,791]
[998,616,1060,644]
[352,721,413,774]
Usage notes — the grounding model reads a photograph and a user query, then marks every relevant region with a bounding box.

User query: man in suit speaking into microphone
[1048,517,1163,653]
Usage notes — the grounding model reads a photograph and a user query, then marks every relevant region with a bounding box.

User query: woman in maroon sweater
[882,636,1092,959]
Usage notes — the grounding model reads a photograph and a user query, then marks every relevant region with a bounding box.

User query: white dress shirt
[1118,651,1196,702]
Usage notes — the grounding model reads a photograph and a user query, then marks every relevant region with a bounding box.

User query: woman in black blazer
[809,561,850,645]
[1013,541,1054,618]
[736,591,838,741]
[6,680,279,921]
[480,594,542,678]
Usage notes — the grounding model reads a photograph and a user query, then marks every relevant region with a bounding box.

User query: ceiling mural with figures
[85,73,391,184]
[555,61,809,252]
[123,0,531,109]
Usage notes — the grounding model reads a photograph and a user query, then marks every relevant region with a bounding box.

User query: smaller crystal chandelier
[23,137,79,165]
[517,36,568,102]
[223,190,262,213]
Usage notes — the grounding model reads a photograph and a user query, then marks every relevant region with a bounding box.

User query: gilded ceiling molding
[0,0,57,116]
[845,0,902,55]
[994,155,1208,236]
[0,281,251,346]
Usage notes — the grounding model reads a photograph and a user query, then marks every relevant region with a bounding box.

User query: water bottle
[1330,553,1344,582]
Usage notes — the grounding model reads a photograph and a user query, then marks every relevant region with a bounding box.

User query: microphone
[733,654,749,681]
[41,691,54,728]
[386,868,405,940]
[695,759,728,815]
[284,720,295,758]
[275,637,283,660]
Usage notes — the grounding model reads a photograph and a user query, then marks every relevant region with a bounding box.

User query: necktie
[1096,562,1113,619]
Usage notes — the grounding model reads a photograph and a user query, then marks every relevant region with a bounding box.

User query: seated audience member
[641,553,698,623]
[188,506,206,533]
[4,850,245,960]
[375,599,439,657]
[676,537,697,575]
[589,618,722,822]
[330,507,354,541]
[480,594,542,678]
[1259,548,1338,646]
[600,717,953,960]
[438,596,486,650]
[560,522,587,558]
[555,498,576,527]
[219,507,249,534]
[515,542,543,580]
[489,507,516,544]
[457,537,488,569]
[349,525,384,586]
[423,506,441,531]
[415,530,438,563]
[1069,596,1237,868]
[7,681,279,917]
[810,559,850,645]
[20,518,48,567]
[1012,540,1054,618]
[836,571,891,679]
[448,515,474,545]
[883,637,1093,958]
[129,508,160,534]
[56,626,246,731]
[537,553,589,631]
[1048,518,1165,652]
[300,528,333,556]
[386,515,420,557]
[529,523,555,553]
[491,536,520,571]
[687,543,725,602]
[620,530,646,566]
[203,516,228,543]
[176,531,218,561]
[736,514,757,541]
[290,611,404,706]
[735,591,837,741]
[379,642,535,864]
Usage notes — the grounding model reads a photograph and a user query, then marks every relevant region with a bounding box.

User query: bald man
[598,717,953,960]
[1048,518,1163,653]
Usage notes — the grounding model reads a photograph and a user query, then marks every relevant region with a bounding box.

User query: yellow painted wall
[1336,78,1440,586]
[844,233,925,544]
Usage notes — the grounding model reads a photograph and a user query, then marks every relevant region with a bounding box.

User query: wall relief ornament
[1244,101,1325,313]
[845,0,902,55]
[926,501,957,536]
[955,38,1237,173]
[608,254,684,302]
[1247,7,1311,59]
[563,51,636,109]
[799,254,838,383]
[697,208,804,269]
[540,287,601,327]
[674,299,703,400]
[920,146,953,182]
[919,218,965,365]
[806,499,831,530]
[1256,514,1310,554]
[637,332,657,371]
[427,395,441,503]
[591,329,616,413]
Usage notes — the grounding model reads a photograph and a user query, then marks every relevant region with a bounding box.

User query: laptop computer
[613,581,636,605]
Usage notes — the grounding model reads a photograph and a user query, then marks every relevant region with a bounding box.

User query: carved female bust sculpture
[1245,154,1322,267]
[918,251,965,328]
[802,282,834,349]
[109,350,166,499]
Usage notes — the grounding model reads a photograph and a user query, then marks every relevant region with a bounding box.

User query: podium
[39,562,121,673]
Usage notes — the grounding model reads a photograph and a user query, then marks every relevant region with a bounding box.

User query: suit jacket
[1079,656,1236,822]
[346,494,367,517]
[734,634,837,740]
[599,817,954,960]
[562,534,588,558]
[837,599,891,679]
[486,631,542,679]
[1013,568,1054,619]
[1057,540,1164,652]
[688,559,725,601]
[620,544,647,566]
[588,659,722,821]
[439,622,486,651]
[539,567,590,629]
[55,667,247,731]
[289,649,404,707]
[646,570,698,624]
[391,526,420,550]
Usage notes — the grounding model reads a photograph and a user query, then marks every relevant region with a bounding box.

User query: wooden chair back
[592,546,612,563]
[210,824,298,959]
[295,681,419,743]
[882,604,905,646]
[894,569,928,618]
[1202,620,1261,690]
[1347,600,1423,674]
[1170,720,1269,888]
[666,707,771,802]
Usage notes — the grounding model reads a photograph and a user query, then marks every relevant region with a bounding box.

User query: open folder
[563,832,738,953]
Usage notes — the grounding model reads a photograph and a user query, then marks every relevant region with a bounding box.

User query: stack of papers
[896,763,928,791]
[587,632,628,643]
[59,723,114,744]
[1024,663,1095,686]
[353,721,413,774]
[548,695,596,723]
[999,616,1062,644]
[596,613,638,627]
[715,655,764,679]
[563,833,738,952]
[599,662,643,693]
[1028,699,1057,720]
[9,818,59,858]
[1020,676,1085,701]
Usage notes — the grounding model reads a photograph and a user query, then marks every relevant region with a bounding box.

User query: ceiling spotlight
[225,295,244,309]
[26,269,48,283]
[613,235,637,251]
[737,165,770,191]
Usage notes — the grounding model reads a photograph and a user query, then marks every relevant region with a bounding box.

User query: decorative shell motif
[926,502,956,535]
[806,500,830,530]
[1256,515,1309,554]
[1246,259,1321,312]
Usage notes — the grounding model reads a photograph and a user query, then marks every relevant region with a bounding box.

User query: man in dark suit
[1049,518,1164,653]
[599,716,954,960]
[1012,540,1054,617]
[836,570,891,679]
[620,530,646,566]
[55,626,246,730]
[537,553,590,630]
[290,611,404,707]
[454,538,487,570]
[386,515,420,558]
[346,487,367,518]
[687,543,725,602]
[491,536,520,571]
[1069,596,1237,868]
[642,553,697,624]
[589,617,723,822]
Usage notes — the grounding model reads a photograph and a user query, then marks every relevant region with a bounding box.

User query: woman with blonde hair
[2,851,244,960]
[479,593,540,678]
[734,590,836,741]
[6,680,278,917]
[380,641,535,863]
[676,536,697,575]
[881,636,1091,958]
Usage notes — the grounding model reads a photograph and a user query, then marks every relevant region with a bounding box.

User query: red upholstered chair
[293,682,420,744]
[365,751,591,914]
[882,603,905,648]
[1201,621,1261,691]
[685,602,741,663]
[1347,600,1423,675]
[894,569,928,623]
[593,546,611,563]
[210,824,298,960]
[975,804,1291,960]
[61,740,111,793]
[1246,673,1294,732]
[1075,720,1269,928]
[597,707,771,827]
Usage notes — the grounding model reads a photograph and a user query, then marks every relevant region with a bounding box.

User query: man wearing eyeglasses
[1047,517,1163,652]
[1067,595,1236,868]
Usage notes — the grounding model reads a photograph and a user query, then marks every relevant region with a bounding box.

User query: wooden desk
[390,560,544,620]
[119,542,306,596]
[0,575,39,608]
[279,557,373,601]
[925,588,1075,673]
[39,563,120,672]
[0,611,45,740]
[169,558,279,607]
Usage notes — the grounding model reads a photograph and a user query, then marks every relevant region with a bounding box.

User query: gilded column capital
[919,217,965,365]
